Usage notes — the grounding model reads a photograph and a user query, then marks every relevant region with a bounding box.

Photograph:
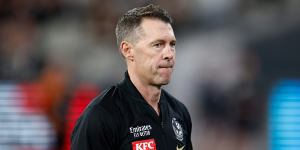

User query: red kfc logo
[132,139,156,150]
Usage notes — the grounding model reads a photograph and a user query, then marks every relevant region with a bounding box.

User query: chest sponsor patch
[129,125,152,138]
[132,138,156,150]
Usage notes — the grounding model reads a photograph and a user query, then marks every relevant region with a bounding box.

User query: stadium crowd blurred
[0,0,300,150]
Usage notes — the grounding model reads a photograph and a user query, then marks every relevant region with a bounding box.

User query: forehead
[137,18,175,41]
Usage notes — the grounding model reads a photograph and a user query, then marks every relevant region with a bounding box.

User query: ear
[120,41,134,61]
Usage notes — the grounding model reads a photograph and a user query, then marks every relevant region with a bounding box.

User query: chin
[152,73,172,86]
[158,78,171,85]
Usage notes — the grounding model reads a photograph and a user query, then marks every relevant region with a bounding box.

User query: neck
[128,70,161,115]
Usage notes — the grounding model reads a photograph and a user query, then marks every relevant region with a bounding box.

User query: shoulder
[77,86,124,126]
[162,89,189,113]
[162,89,192,123]
[71,86,124,149]
[88,85,120,108]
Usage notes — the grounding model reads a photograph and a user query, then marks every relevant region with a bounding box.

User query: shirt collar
[118,71,166,120]
[118,71,145,100]
[117,71,166,104]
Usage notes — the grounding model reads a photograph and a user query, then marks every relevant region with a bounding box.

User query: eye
[170,42,176,48]
[153,43,163,48]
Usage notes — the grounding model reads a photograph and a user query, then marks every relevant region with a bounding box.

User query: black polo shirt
[71,72,193,150]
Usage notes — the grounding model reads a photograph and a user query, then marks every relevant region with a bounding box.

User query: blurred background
[0,0,300,150]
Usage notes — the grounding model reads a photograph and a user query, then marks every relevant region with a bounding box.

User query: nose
[162,45,175,60]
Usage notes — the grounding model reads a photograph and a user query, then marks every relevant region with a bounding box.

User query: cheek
[146,60,158,71]
[135,57,152,71]
[136,55,156,67]
[151,57,161,68]
[133,48,161,70]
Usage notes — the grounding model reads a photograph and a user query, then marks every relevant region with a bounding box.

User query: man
[71,4,193,150]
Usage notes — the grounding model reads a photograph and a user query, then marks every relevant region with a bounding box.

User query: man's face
[131,18,176,86]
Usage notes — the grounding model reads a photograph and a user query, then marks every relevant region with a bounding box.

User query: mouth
[158,65,173,69]
[158,61,175,70]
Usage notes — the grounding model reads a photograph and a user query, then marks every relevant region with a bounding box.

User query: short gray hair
[115,4,173,46]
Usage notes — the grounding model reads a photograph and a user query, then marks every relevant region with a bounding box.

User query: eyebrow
[150,39,176,44]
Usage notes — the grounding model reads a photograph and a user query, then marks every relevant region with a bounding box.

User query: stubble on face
[130,18,176,87]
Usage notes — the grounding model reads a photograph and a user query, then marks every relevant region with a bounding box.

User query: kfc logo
[132,139,156,150]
